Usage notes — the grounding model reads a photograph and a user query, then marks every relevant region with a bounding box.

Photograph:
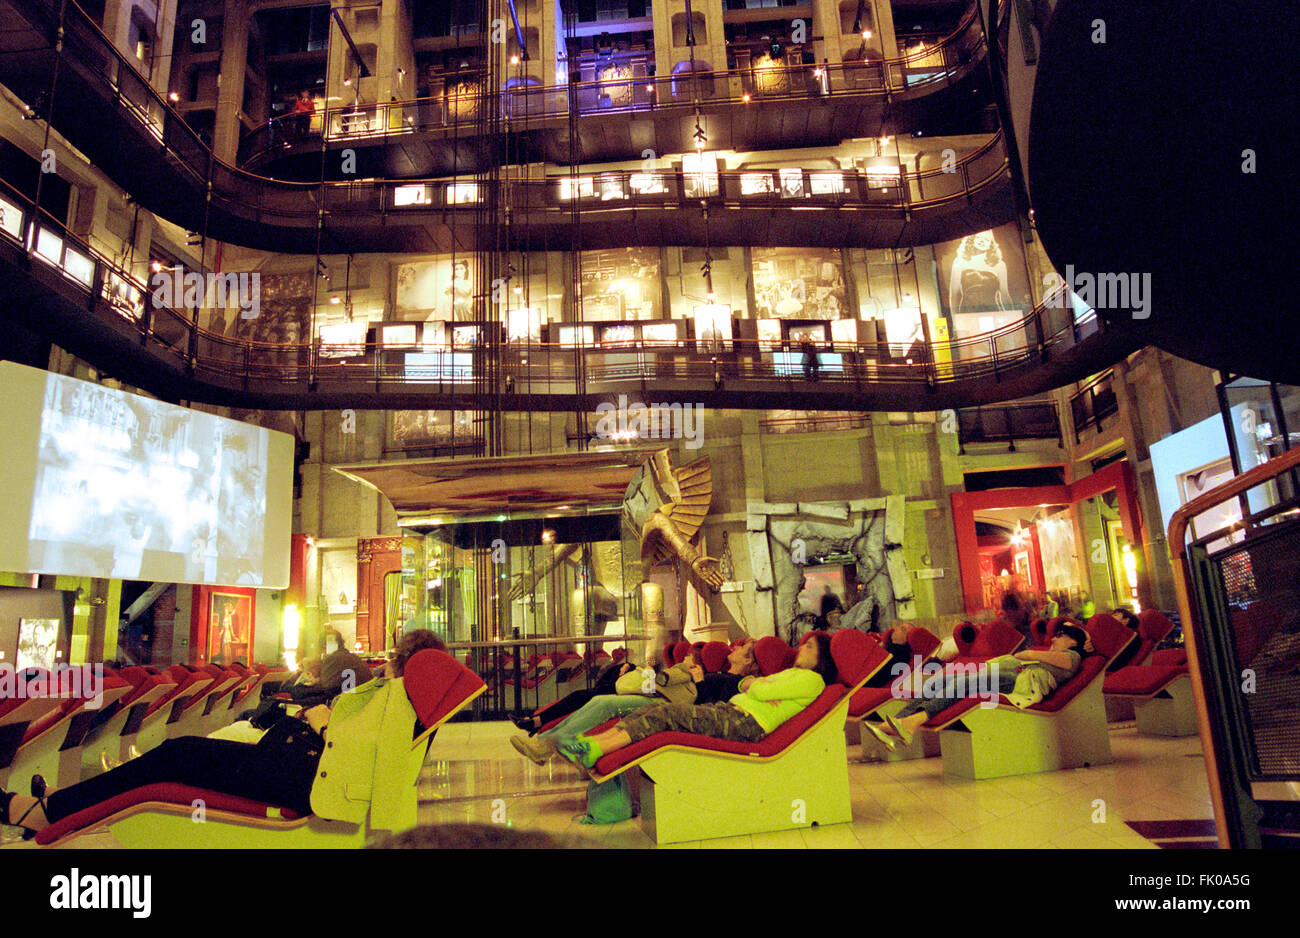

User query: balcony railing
[1069,371,1119,442]
[957,400,1062,448]
[0,0,1002,253]
[238,5,985,167]
[0,171,1109,406]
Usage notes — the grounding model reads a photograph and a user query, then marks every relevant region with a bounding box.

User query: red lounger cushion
[700,641,730,673]
[754,637,795,675]
[1150,648,1188,667]
[34,783,304,845]
[592,685,845,775]
[1103,664,1189,696]
[848,685,895,718]
[402,650,486,730]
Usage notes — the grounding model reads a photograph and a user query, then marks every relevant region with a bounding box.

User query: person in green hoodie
[558,632,837,768]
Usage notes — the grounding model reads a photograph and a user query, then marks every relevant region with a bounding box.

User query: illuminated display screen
[0,362,293,587]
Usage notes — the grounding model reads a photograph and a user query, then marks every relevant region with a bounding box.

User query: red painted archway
[950,460,1146,614]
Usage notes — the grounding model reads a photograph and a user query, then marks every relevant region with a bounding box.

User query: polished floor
[1,719,1213,849]
[415,720,1214,849]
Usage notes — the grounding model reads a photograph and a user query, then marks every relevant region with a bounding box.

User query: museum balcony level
[0,183,1138,413]
[0,0,1011,253]
[236,8,991,180]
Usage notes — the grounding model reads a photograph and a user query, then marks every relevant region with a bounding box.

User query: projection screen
[0,362,293,588]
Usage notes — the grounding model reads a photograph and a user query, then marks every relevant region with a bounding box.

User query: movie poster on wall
[207,592,252,665]
[934,224,1031,321]
[231,272,310,343]
[17,618,58,670]
[752,248,847,320]
[389,410,476,448]
[579,248,660,320]
[395,257,476,321]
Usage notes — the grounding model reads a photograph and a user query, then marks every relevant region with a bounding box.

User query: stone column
[212,0,250,164]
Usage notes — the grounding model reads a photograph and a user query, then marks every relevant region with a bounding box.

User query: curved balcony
[239,6,992,179]
[0,0,1012,253]
[0,180,1139,413]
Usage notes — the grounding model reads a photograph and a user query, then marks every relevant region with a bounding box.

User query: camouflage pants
[619,702,765,744]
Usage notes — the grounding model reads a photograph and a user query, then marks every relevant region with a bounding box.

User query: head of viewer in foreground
[0,629,446,839]
[558,631,837,768]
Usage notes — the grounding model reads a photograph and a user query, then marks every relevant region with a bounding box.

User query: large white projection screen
[0,362,292,587]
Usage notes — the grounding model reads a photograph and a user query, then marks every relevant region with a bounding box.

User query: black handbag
[256,715,326,763]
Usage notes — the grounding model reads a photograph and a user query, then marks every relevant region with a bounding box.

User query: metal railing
[446,633,649,718]
[6,0,1006,251]
[0,169,1105,401]
[238,5,985,167]
[1069,370,1118,442]
[1171,445,1300,847]
[957,400,1062,447]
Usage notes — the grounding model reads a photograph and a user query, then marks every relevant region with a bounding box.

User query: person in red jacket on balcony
[291,89,315,138]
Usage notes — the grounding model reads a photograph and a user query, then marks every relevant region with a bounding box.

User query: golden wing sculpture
[630,451,722,592]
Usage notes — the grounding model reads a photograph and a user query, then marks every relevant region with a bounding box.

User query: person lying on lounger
[0,630,445,840]
[509,654,639,735]
[511,640,763,765]
[864,624,1089,752]
[556,632,837,769]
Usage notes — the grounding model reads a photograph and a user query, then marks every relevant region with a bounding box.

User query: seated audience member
[865,624,1089,751]
[511,640,762,765]
[556,632,837,769]
[1000,590,1033,646]
[1106,607,1144,669]
[0,630,445,840]
[511,654,637,735]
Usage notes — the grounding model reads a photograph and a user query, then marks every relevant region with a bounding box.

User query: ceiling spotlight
[343,77,352,86]
[168,91,179,102]
[861,29,873,40]
[329,295,341,304]
[742,93,751,102]
[541,529,556,544]
[150,260,163,273]
[510,55,519,64]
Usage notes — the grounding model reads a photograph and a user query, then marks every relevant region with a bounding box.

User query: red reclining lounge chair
[584,631,889,844]
[34,649,486,848]
[923,614,1134,778]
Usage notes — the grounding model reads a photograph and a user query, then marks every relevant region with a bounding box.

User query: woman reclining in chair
[0,630,446,839]
[512,640,764,765]
[557,632,837,769]
[864,624,1090,752]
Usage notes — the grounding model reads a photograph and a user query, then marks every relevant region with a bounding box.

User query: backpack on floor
[580,775,635,824]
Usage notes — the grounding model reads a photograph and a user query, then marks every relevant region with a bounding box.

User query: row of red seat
[1,660,287,792]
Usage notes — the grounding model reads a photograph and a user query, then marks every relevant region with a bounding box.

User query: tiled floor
[414,720,1214,848]
[0,719,1213,849]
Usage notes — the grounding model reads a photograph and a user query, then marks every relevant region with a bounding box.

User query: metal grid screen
[1213,521,1300,778]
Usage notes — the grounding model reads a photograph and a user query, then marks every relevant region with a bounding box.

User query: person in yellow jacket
[2,631,445,839]
[558,632,837,768]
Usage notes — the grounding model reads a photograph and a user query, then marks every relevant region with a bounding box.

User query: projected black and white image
[17,617,58,671]
[26,374,270,585]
